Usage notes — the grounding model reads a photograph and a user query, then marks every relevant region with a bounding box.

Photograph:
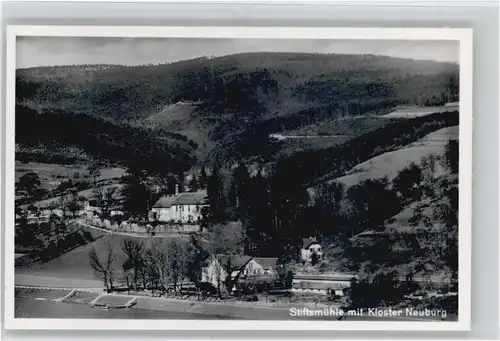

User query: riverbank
[15,297,232,320]
[15,287,455,321]
[15,287,332,320]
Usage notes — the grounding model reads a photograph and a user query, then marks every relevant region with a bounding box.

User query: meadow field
[333,125,459,189]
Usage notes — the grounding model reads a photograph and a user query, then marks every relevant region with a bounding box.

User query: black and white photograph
[5,26,472,330]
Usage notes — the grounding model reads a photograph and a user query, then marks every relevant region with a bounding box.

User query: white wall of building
[151,204,204,223]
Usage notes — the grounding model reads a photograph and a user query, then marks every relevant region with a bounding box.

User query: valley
[15,51,460,318]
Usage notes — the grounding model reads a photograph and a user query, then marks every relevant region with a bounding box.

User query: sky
[16,37,459,69]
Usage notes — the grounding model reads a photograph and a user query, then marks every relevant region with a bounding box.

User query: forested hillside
[16,105,197,176]
[17,53,458,167]
[16,53,459,174]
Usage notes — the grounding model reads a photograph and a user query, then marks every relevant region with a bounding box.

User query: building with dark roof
[253,257,279,275]
[150,188,208,224]
[300,237,323,264]
[201,255,276,290]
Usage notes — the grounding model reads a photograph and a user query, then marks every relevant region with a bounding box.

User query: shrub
[198,282,217,296]
[74,232,86,246]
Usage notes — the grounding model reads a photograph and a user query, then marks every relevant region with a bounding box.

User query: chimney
[175,184,179,196]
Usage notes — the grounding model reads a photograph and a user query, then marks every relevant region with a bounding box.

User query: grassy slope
[323,126,459,281]
[332,125,458,189]
[19,234,140,280]
[15,162,126,189]
[277,116,394,157]
[18,232,189,281]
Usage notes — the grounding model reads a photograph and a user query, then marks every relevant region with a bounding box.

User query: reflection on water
[15,298,231,319]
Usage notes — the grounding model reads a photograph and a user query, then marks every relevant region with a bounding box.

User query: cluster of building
[20,181,357,296]
[201,255,279,287]
[198,237,352,296]
[24,184,209,226]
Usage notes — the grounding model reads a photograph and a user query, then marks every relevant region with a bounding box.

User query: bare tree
[166,239,191,293]
[210,256,225,298]
[166,240,182,292]
[121,238,145,289]
[139,249,157,291]
[149,239,171,293]
[88,238,118,290]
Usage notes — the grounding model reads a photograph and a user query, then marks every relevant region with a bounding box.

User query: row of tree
[89,237,197,292]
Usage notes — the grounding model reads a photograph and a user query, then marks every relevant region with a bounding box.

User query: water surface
[15,298,232,319]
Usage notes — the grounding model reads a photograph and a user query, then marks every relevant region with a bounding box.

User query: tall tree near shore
[166,239,191,292]
[149,239,171,292]
[121,238,145,289]
[185,235,210,288]
[88,239,118,290]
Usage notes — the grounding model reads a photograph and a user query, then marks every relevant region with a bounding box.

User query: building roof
[174,191,207,205]
[152,195,177,208]
[302,237,320,249]
[215,254,253,271]
[152,190,207,208]
[254,257,278,269]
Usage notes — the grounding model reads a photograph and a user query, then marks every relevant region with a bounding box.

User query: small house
[84,199,123,218]
[201,255,264,290]
[292,273,357,297]
[300,237,323,264]
[253,257,278,276]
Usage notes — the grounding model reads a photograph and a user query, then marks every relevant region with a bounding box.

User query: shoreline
[15,287,456,321]
[15,286,331,320]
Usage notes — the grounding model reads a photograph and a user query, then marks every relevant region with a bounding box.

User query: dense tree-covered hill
[16,53,459,167]
[17,53,458,118]
[16,105,197,176]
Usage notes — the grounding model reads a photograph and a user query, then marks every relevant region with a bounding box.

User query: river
[15,298,234,319]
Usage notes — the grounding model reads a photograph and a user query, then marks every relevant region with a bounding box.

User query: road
[75,220,198,239]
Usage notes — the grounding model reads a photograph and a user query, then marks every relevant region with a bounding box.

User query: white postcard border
[4,25,473,331]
